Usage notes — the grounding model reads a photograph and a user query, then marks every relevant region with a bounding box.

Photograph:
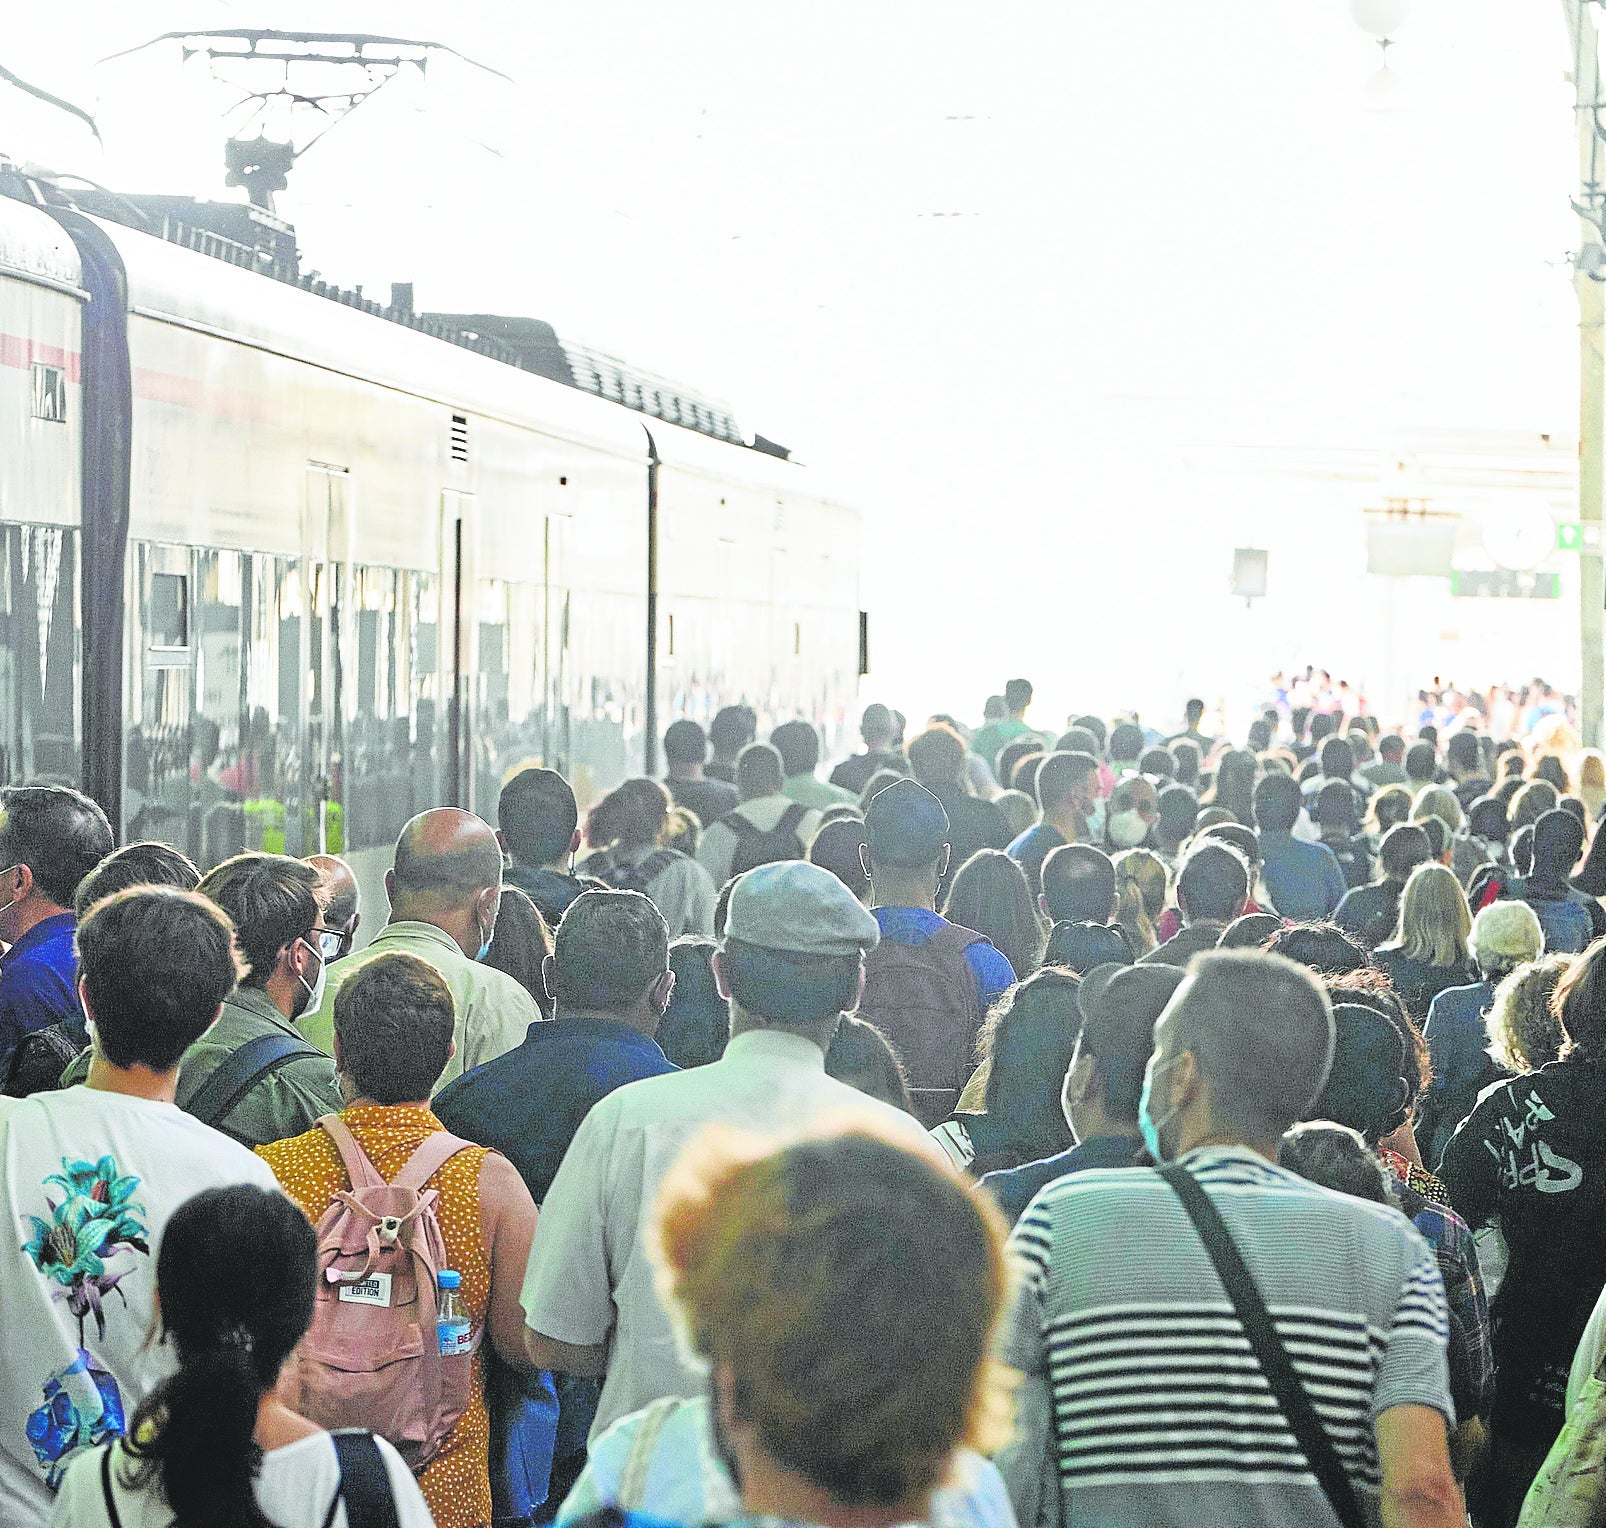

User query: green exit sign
[1558,523,1585,552]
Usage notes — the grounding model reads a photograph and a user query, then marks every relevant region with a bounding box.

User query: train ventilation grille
[449,414,470,463]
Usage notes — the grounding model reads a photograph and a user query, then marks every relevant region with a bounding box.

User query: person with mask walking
[301,809,537,1093]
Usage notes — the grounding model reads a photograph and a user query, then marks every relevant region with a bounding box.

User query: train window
[0,524,80,788]
[148,572,190,654]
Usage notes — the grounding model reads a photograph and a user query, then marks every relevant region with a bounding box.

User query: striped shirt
[999,1146,1452,1528]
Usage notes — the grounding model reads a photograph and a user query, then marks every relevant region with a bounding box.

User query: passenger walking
[0,786,114,1069]
[970,678,1039,767]
[696,744,820,884]
[940,849,1045,980]
[302,808,539,1090]
[998,949,1462,1528]
[176,853,345,1145]
[1498,808,1606,953]
[1441,939,1606,1527]
[499,768,591,929]
[1007,751,1100,898]
[1374,863,1478,1021]
[828,703,906,794]
[661,720,738,829]
[304,852,362,959]
[0,887,279,1526]
[259,953,538,1528]
[579,778,716,938]
[771,720,857,809]
[1335,821,1434,951]
[858,780,1016,1123]
[908,723,1013,877]
[556,1128,1014,1528]
[1139,840,1250,967]
[1254,772,1346,919]
[704,706,756,786]
[520,861,937,1443]
[47,1185,434,1528]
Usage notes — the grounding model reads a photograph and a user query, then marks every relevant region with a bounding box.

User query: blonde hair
[1411,784,1464,838]
[1485,954,1573,1074]
[1386,862,1471,968]
[652,1125,1013,1509]
[1113,849,1167,956]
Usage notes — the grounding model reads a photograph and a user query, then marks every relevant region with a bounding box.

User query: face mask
[1109,809,1149,848]
[475,911,496,963]
[0,863,22,924]
[295,940,327,1020]
[1138,1055,1182,1162]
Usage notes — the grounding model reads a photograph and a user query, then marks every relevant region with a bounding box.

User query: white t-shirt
[0,1086,280,1526]
[49,1431,435,1528]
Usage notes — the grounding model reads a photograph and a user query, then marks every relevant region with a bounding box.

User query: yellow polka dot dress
[259,1105,495,1528]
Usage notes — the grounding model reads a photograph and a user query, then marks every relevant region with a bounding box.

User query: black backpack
[723,803,809,875]
[593,848,679,896]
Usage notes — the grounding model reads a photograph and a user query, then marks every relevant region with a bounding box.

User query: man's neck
[554,1002,658,1039]
[1043,807,1080,840]
[870,873,936,913]
[666,763,701,782]
[85,1051,180,1104]
[728,1007,836,1052]
[346,1094,431,1112]
[8,899,68,943]
[1174,1127,1280,1163]
[534,857,572,876]
[862,740,891,756]
[739,1452,924,1528]
[1072,1102,1140,1146]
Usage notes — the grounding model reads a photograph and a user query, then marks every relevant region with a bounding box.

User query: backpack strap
[775,802,808,840]
[721,810,762,840]
[325,1431,400,1528]
[392,1130,477,1193]
[182,1030,325,1133]
[318,1115,390,1192]
[616,1396,678,1511]
[923,920,988,958]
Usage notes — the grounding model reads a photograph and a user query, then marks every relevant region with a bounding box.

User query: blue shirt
[0,912,81,1063]
[978,1134,1142,1224]
[1006,823,1068,898]
[1258,829,1347,920]
[434,1015,677,1203]
[1419,979,1504,1170]
[871,907,1017,1011]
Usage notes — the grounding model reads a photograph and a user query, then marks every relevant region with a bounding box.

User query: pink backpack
[281,1115,478,1470]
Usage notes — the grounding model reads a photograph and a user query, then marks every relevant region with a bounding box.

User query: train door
[543,510,573,785]
[440,489,478,811]
[291,464,352,856]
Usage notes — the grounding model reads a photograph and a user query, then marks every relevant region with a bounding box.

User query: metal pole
[1567,0,1606,746]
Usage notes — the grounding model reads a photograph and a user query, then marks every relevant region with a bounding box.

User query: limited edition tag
[338,1273,393,1307]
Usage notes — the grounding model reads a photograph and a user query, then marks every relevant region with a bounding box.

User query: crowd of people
[3,676,1606,1526]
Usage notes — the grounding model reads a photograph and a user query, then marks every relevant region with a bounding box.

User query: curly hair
[652,1126,1013,1510]
[1485,954,1573,1075]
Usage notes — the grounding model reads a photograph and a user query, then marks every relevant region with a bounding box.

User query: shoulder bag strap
[392,1130,476,1192]
[777,802,808,837]
[616,1396,678,1512]
[319,1114,389,1191]
[99,1445,124,1528]
[1157,1163,1367,1528]
[326,1431,400,1528]
[182,1030,324,1131]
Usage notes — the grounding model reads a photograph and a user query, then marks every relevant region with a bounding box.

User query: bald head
[387,810,504,956]
[305,854,359,930]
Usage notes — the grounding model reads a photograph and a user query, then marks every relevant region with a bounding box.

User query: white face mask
[296,939,327,1019]
[1109,809,1150,849]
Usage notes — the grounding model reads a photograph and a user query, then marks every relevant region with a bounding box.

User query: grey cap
[724,861,881,956]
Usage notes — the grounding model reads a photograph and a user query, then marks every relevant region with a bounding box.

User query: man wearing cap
[857,779,1017,1121]
[519,861,939,1442]
[979,962,1182,1224]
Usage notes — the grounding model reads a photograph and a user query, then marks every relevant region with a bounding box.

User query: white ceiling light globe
[1351,0,1411,38]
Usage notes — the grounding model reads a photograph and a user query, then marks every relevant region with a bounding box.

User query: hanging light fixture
[1351,0,1411,45]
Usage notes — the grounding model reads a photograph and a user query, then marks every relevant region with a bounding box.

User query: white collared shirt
[521,1027,938,1441]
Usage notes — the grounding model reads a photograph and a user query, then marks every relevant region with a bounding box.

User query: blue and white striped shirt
[999,1145,1452,1528]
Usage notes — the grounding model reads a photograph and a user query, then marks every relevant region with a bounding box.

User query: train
[0,166,865,911]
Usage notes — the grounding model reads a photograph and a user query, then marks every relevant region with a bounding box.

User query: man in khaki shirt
[520,860,941,1441]
[300,808,537,1090]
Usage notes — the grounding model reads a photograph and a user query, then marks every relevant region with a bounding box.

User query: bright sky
[0,2,1584,733]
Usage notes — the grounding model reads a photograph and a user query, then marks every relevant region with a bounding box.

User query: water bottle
[437,1270,472,1357]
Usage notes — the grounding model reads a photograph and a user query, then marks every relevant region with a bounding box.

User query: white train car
[0,181,864,906]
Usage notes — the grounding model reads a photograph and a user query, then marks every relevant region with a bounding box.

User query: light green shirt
[971,718,1033,767]
[299,920,539,1092]
[783,773,858,811]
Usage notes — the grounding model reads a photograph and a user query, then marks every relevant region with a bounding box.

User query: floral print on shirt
[18,1156,147,1487]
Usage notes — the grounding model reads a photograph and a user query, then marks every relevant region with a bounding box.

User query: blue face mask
[1139,1055,1181,1162]
[1085,798,1107,842]
[476,914,495,963]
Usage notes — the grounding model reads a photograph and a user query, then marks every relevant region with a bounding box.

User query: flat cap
[724,860,881,956]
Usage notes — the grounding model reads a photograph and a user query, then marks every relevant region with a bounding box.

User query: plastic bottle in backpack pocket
[437,1270,473,1356]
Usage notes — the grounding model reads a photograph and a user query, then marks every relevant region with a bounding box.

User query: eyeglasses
[307,926,345,960]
